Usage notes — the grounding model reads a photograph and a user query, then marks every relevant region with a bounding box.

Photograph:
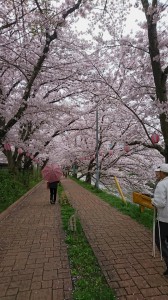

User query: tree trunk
[85,171,91,184]
[141,0,168,162]
[5,151,17,174]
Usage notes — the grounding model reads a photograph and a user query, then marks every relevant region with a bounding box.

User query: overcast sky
[124,6,145,34]
[74,4,146,38]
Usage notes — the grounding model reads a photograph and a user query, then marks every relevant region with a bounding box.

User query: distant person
[152,163,168,276]
[63,166,68,178]
[47,181,59,204]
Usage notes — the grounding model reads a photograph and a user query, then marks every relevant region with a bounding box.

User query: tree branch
[63,0,82,19]
[0,8,36,31]
[129,140,165,156]
[152,0,157,7]
[34,0,43,14]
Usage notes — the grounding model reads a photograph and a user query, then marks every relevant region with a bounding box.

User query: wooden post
[114,176,127,205]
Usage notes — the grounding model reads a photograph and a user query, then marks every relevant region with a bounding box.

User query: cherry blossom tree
[0,0,86,146]
[46,0,167,191]
[0,0,129,171]
[0,0,94,171]
[1,0,167,194]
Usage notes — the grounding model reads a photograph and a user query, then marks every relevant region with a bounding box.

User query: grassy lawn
[0,168,41,213]
[58,185,115,300]
[70,177,153,230]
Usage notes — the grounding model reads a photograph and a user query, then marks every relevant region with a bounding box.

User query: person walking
[42,163,62,204]
[48,181,59,204]
[152,163,168,276]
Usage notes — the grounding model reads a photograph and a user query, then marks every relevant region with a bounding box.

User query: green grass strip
[0,169,41,213]
[70,177,153,230]
[58,185,115,300]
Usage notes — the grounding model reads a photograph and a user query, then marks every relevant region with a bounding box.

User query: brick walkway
[0,182,72,300]
[1,179,168,300]
[61,178,168,300]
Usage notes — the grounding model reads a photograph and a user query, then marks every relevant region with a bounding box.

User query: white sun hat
[160,163,168,173]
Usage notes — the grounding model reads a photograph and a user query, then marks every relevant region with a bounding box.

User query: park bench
[133,192,153,212]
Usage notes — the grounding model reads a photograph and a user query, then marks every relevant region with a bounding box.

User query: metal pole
[158,220,163,260]
[152,208,156,257]
[95,106,99,189]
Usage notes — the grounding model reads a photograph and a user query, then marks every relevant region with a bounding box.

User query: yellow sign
[133,192,153,212]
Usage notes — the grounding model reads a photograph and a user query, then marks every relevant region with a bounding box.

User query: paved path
[0,182,72,300]
[62,178,168,300]
[1,178,168,300]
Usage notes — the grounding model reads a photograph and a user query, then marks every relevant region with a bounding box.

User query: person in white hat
[155,166,161,182]
[152,163,168,276]
[153,166,161,193]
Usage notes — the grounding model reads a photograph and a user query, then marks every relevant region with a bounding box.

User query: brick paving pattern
[0,182,72,300]
[1,178,168,300]
[62,178,168,300]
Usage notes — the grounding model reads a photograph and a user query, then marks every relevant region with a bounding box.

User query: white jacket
[152,176,168,223]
